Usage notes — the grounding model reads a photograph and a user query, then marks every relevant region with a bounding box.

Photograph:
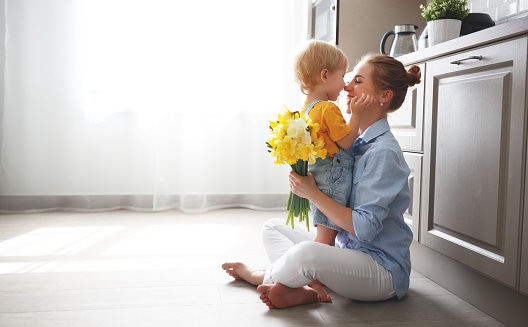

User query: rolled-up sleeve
[352,148,408,242]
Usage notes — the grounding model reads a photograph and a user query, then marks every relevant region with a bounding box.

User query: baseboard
[411,241,528,327]
[0,194,289,213]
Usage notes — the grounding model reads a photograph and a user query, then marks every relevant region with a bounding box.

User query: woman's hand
[289,171,318,200]
[347,92,373,115]
[290,170,355,235]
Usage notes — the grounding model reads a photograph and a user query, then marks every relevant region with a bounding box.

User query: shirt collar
[358,118,390,144]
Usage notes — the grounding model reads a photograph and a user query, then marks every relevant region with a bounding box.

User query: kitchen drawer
[388,63,425,153]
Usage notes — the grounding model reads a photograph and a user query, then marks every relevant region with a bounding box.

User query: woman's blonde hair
[361,53,421,112]
[294,40,348,95]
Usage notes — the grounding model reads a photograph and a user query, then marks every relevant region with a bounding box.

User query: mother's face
[344,61,380,102]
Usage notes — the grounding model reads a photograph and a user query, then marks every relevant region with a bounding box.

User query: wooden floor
[0,209,506,326]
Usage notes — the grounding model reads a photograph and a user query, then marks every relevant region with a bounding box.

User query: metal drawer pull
[450,55,483,65]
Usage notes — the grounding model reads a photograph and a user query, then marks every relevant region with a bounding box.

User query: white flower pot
[427,19,462,46]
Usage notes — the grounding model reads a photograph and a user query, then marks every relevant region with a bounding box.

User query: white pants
[262,218,395,301]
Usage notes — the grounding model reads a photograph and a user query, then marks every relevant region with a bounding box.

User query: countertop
[398,18,528,65]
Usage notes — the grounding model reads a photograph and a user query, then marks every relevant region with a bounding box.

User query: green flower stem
[285,159,310,231]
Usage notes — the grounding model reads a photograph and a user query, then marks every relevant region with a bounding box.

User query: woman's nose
[344,81,353,91]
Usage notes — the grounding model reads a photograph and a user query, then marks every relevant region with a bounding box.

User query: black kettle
[380,24,419,57]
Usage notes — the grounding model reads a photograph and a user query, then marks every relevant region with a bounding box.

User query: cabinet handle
[450,55,483,65]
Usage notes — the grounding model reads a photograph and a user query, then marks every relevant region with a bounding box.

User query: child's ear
[320,69,328,83]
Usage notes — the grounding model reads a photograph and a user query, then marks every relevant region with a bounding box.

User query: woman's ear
[380,90,394,103]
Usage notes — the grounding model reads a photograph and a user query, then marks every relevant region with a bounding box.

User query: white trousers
[262,218,395,301]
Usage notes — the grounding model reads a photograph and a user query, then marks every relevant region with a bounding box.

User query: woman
[222,53,421,309]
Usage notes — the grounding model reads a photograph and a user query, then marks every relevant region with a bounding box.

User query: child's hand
[347,93,373,114]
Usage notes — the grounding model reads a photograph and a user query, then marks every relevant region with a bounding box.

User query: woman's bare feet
[221,262,265,286]
[257,283,331,309]
[309,279,332,302]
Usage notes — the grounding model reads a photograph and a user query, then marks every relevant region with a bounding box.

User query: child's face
[325,66,347,101]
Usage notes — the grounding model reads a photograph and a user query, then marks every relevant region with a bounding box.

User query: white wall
[0,0,4,166]
[468,0,528,23]
[337,0,426,65]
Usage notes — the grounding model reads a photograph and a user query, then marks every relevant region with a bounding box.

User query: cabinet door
[403,152,422,241]
[388,63,425,152]
[522,192,528,295]
[421,38,527,289]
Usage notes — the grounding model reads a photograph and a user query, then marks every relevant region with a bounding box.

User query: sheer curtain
[0,0,311,212]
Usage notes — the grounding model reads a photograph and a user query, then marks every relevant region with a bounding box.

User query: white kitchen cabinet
[403,152,422,241]
[522,184,528,296]
[389,62,426,241]
[388,63,425,153]
[396,19,528,326]
[420,37,527,289]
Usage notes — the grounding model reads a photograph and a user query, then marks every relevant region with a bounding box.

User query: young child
[294,40,372,300]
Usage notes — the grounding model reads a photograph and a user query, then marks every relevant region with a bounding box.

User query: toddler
[294,40,372,300]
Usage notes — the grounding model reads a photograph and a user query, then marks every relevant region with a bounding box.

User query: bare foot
[309,279,332,302]
[221,262,265,286]
[257,283,331,309]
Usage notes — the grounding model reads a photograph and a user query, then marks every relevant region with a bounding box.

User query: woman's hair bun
[406,65,421,87]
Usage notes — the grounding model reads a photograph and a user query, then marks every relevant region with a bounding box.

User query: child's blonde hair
[294,40,348,95]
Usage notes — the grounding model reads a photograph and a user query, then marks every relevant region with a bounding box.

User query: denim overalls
[305,100,354,232]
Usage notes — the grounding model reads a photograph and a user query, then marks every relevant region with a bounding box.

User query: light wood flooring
[0,208,506,326]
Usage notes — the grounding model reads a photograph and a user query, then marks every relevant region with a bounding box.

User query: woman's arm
[335,93,372,150]
[289,171,356,235]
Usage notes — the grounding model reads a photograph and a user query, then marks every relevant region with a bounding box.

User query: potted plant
[420,0,470,46]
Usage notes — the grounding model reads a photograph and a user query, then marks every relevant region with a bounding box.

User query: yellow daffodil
[266,106,327,230]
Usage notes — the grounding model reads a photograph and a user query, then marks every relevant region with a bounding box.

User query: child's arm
[335,93,372,149]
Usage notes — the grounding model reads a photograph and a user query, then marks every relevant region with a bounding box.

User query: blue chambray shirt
[335,118,413,299]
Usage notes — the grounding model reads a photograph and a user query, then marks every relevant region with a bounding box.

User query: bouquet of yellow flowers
[266,106,327,230]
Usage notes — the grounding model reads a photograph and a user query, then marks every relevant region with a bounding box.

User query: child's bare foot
[221,262,265,286]
[257,283,331,309]
[309,279,332,302]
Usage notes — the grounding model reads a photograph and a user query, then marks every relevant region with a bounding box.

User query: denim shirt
[335,118,413,299]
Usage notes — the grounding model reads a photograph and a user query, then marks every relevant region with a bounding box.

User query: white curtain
[0,0,311,212]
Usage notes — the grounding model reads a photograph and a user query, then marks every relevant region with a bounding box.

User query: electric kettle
[380,24,419,57]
